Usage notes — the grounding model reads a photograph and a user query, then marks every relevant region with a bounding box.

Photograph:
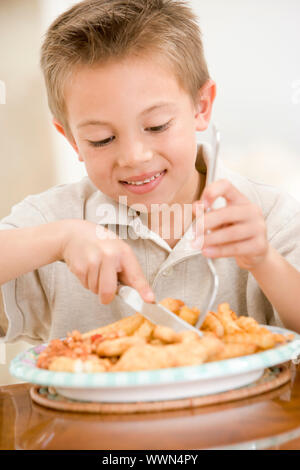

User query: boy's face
[57,54,215,212]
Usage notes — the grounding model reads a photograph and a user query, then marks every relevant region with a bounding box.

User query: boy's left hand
[192,179,270,271]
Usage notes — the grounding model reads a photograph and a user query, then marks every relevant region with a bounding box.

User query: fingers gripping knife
[116,283,203,337]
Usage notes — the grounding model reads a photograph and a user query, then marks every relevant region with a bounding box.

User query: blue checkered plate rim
[9,326,300,389]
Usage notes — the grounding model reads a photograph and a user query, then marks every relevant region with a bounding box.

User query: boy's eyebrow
[77,102,177,128]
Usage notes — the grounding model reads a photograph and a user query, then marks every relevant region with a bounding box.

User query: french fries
[201,312,224,338]
[37,299,294,373]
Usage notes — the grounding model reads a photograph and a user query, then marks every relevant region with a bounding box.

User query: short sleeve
[0,196,49,230]
[0,198,53,344]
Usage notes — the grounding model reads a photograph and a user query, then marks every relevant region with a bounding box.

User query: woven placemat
[30,364,291,414]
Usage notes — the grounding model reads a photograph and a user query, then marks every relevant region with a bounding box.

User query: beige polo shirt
[1,143,300,344]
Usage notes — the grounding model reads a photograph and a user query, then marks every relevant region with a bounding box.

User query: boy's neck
[145,170,206,249]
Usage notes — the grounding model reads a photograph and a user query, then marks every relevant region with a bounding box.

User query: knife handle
[116,283,145,313]
[117,281,156,303]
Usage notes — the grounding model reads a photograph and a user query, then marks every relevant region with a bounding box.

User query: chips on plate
[36,300,293,372]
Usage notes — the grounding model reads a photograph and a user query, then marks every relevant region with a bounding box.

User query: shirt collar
[90,142,220,253]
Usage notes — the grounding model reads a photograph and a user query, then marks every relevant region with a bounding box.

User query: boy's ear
[194,79,216,131]
[52,119,84,162]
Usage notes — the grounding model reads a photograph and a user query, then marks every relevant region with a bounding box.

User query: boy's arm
[0,218,154,303]
[0,221,67,286]
[249,245,300,332]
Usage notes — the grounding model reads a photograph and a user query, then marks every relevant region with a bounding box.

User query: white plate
[10,326,300,402]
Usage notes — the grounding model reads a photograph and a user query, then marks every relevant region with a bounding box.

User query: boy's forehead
[77,102,179,129]
[69,57,180,93]
[65,55,190,120]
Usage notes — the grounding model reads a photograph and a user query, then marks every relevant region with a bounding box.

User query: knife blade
[117,284,203,337]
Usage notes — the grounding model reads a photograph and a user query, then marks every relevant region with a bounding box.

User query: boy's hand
[60,220,155,304]
[192,179,270,271]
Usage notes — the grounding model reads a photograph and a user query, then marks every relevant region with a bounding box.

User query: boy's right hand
[60,220,155,305]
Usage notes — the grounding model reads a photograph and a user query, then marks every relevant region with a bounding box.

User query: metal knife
[117,284,203,337]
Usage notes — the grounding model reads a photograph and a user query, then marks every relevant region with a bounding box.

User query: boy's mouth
[119,169,167,194]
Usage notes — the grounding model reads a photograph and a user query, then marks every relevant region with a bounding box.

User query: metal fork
[195,123,220,328]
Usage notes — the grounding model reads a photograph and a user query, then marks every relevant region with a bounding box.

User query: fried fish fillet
[96,335,146,357]
[112,334,224,372]
[152,325,182,344]
[82,313,144,339]
[133,319,154,341]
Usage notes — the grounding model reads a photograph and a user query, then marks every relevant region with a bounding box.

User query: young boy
[1,0,300,345]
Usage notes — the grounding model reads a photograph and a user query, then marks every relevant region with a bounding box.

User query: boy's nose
[117,139,153,167]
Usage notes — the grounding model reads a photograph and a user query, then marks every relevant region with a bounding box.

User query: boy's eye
[146,121,171,132]
[88,136,115,148]
[88,121,171,148]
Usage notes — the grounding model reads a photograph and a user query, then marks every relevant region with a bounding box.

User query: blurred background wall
[0,0,59,386]
[0,0,299,385]
[195,0,300,197]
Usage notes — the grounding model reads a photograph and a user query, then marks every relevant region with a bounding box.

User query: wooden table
[2,363,300,450]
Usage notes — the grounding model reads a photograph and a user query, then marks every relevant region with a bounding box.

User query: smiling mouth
[120,170,166,186]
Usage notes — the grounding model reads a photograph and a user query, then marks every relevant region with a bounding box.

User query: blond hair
[40,0,210,132]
